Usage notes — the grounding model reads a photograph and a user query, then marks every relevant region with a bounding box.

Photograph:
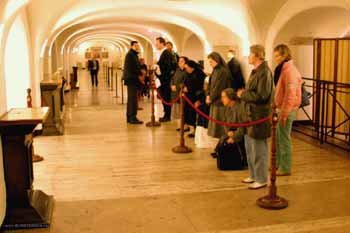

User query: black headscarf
[186,60,200,69]
[208,52,227,68]
[186,60,206,78]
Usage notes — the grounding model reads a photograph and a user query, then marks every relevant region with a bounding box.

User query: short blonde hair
[250,44,265,60]
[274,44,292,60]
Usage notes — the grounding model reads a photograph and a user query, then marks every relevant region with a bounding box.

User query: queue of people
[122,38,302,190]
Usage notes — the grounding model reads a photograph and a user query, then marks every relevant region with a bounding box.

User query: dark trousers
[90,70,98,86]
[127,85,138,120]
[159,84,172,119]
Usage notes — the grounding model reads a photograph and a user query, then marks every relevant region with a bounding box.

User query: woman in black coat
[183,60,206,137]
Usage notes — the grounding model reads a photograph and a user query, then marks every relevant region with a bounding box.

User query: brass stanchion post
[121,71,125,105]
[172,86,192,153]
[27,88,44,163]
[257,104,288,210]
[146,69,161,127]
[114,69,119,98]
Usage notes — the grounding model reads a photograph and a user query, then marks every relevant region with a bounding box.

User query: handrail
[294,77,350,151]
[302,77,350,87]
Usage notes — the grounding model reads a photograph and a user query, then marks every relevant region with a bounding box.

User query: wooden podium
[0,107,54,230]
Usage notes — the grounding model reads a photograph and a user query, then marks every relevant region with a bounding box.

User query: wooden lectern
[0,107,54,230]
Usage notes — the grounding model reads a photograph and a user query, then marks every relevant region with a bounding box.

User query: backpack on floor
[217,139,247,171]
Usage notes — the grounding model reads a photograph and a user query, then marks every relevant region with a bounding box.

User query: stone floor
[4,71,350,233]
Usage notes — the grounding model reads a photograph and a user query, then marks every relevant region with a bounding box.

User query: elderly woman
[206,52,232,141]
[274,44,302,176]
[219,88,245,145]
[171,56,189,131]
[213,88,247,169]
[183,60,206,137]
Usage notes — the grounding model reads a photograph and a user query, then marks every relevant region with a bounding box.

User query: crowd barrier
[147,74,288,210]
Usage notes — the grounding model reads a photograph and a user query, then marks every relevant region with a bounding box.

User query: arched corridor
[0,1,350,232]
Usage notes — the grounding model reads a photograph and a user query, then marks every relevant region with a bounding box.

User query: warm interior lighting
[4,15,30,110]
[0,23,3,43]
[4,0,29,21]
[40,39,48,58]
[52,4,212,53]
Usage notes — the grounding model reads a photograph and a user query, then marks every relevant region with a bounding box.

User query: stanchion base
[256,195,288,210]
[146,121,161,127]
[172,145,192,153]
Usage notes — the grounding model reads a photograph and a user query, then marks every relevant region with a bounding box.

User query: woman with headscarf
[183,60,206,137]
[206,52,232,141]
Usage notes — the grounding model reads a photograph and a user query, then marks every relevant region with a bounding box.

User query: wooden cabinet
[0,108,54,230]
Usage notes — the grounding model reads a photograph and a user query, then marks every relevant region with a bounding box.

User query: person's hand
[206,96,211,105]
[138,76,145,85]
[227,138,235,144]
[183,87,188,93]
[279,117,287,127]
[227,131,234,138]
[237,89,244,98]
[194,101,201,108]
[171,85,177,92]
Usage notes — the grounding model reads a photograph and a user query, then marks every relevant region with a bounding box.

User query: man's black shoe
[128,119,144,124]
[177,128,190,132]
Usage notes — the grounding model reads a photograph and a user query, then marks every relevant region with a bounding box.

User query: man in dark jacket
[237,45,274,190]
[166,41,180,63]
[156,37,177,122]
[227,49,245,91]
[88,57,100,87]
[123,41,143,124]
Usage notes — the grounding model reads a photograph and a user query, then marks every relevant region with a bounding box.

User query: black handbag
[217,139,247,171]
[300,82,311,108]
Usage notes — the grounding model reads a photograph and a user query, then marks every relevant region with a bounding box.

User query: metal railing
[293,77,350,151]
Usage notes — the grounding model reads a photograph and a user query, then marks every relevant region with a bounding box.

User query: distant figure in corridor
[88,56,100,87]
[139,58,150,98]
[274,44,302,176]
[206,52,232,141]
[227,49,245,91]
[123,41,143,124]
[155,37,177,122]
[238,45,274,190]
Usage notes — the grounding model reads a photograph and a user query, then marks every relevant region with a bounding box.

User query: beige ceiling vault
[0,0,349,109]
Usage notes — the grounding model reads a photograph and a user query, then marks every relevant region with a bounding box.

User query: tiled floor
[4,71,350,233]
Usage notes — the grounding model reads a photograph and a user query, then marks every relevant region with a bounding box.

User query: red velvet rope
[154,88,182,106]
[182,95,272,128]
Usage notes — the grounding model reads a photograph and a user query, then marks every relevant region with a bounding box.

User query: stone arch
[265,0,350,61]
[182,33,205,62]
